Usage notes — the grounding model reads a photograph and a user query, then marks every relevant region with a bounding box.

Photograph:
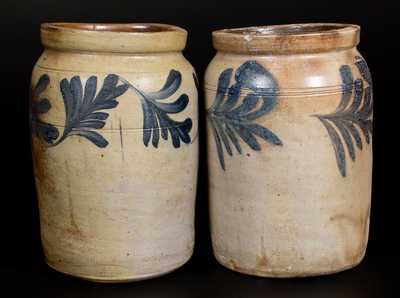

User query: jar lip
[41,23,187,53]
[212,23,360,54]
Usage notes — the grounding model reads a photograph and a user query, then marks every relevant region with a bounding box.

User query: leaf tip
[97,140,109,148]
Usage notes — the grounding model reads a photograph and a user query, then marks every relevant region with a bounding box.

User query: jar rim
[41,23,187,54]
[212,23,360,54]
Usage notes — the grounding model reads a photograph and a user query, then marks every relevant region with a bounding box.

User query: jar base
[214,250,366,278]
[45,254,192,283]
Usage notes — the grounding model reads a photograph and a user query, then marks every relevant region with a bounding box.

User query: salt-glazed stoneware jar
[205,24,373,277]
[30,23,198,282]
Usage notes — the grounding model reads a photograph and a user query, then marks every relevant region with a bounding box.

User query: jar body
[31,48,198,282]
[205,48,372,277]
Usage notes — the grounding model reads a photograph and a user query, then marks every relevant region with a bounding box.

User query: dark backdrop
[0,0,394,297]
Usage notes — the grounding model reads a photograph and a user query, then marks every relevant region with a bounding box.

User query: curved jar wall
[205,23,372,277]
[30,23,199,282]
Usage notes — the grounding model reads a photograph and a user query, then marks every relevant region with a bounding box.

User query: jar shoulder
[31,50,198,107]
[33,50,195,75]
[205,48,370,90]
[30,49,198,141]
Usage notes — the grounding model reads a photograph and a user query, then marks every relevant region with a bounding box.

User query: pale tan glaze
[206,24,372,277]
[31,23,198,282]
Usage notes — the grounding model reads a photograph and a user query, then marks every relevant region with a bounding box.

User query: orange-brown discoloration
[256,234,268,269]
[256,254,268,269]
[64,226,83,238]
[64,160,83,238]
[32,141,47,181]
[228,259,238,270]
[32,140,57,197]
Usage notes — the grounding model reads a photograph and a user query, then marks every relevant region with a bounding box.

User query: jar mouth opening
[41,23,187,53]
[213,23,360,54]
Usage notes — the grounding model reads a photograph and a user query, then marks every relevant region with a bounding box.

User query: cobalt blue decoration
[314,57,373,177]
[207,60,283,170]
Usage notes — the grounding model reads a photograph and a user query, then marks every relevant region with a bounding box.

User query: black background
[0,0,394,297]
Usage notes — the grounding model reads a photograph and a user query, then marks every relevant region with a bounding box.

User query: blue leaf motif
[207,60,283,170]
[315,56,373,177]
[51,75,129,147]
[119,70,193,148]
[30,74,60,144]
[31,70,193,150]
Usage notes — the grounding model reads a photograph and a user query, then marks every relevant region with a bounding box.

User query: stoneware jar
[30,23,198,282]
[205,24,372,277]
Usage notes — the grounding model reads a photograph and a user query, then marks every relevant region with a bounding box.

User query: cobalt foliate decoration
[30,74,129,148]
[314,56,373,177]
[30,74,60,144]
[53,74,129,148]
[30,70,192,149]
[120,70,192,148]
[207,60,283,170]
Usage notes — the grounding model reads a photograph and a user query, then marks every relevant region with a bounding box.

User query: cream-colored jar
[205,24,372,277]
[30,23,198,282]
